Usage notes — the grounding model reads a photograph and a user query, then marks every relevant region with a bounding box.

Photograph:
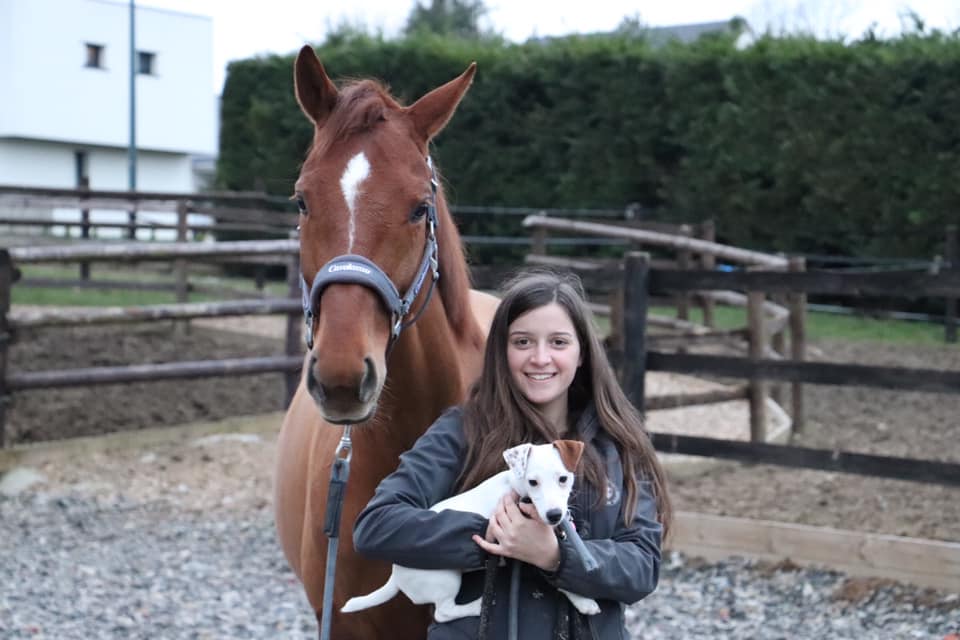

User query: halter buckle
[335,426,353,461]
[304,310,315,350]
[391,312,403,339]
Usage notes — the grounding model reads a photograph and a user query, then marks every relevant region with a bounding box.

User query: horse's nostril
[306,366,326,401]
[357,356,377,403]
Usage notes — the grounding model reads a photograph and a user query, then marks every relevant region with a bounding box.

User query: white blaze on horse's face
[291,45,476,426]
[339,152,370,252]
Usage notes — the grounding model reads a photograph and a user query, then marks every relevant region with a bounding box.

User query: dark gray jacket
[353,406,662,639]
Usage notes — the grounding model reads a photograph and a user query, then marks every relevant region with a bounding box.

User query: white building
[0,0,216,237]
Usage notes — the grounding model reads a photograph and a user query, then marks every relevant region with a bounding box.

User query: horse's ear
[553,440,585,473]
[405,62,476,142]
[294,45,338,126]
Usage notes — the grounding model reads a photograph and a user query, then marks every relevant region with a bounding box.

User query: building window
[85,43,104,68]
[137,51,155,75]
[75,151,89,187]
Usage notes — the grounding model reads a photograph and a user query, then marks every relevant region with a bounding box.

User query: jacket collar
[572,402,600,441]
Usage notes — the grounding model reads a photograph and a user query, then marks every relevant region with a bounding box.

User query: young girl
[353,270,672,639]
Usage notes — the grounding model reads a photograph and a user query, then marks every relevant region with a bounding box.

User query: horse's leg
[275,385,316,579]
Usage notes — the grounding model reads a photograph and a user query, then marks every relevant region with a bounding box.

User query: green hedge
[217,31,960,260]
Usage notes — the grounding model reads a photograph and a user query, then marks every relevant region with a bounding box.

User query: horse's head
[292,46,476,424]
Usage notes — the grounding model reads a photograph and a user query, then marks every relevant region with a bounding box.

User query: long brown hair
[458,270,672,536]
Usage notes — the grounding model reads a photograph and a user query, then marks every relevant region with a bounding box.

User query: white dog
[342,440,601,622]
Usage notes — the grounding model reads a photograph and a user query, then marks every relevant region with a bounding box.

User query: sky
[134,0,960,94]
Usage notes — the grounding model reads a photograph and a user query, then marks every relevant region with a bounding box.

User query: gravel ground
[3,315,958,638]
[0,494,316,639]
[1,434,957,640]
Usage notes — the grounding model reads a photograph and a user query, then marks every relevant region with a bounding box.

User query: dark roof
[528,18,747,47]
[643,20,739,46]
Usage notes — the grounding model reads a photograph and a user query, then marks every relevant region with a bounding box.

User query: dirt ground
[4,319,958,542]
[670,338,960,542]
[5,322,287,443]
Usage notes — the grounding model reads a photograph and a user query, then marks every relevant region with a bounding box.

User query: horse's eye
[409,202,429,222]
[528,479,539,487]
[295,195,308,215]
[559,476,568,484]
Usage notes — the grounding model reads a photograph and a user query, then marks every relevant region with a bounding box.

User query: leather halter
[299,156,440,355]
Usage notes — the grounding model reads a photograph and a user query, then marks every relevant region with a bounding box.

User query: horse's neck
[357,297,476,454]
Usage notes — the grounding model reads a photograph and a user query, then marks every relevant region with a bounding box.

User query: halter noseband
[299,156,441,354]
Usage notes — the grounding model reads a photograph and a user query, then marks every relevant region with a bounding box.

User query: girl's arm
[352,408,489,571]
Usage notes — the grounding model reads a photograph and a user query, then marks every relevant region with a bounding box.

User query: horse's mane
[312,80,398,158]
[434,183,483,347]
[310,79,482,347]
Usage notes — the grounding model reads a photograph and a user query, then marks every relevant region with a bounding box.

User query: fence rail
[618,253,959,489]
[650,434,960,486]
[0,240,305,447]
[517,213,958,490]
[650,268,960,298]
[648,351,960,394]
[2,206,957,495]
[9,299,301,329]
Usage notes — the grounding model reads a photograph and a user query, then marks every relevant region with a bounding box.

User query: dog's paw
[575,599,601,616]
[562,590,601,616]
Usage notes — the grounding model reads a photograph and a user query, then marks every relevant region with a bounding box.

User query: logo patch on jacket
[605,480,620,506]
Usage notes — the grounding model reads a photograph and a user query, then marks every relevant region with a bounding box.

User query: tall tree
[403,0,490,39]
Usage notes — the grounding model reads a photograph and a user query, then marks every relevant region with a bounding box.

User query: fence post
[0,250,13,448]
[788,256,807,433]
[770,256,788,408]
[699,219,716,328]
[174,200,189,304]
[607,286,624,377]
[622,252,649,413]
[127,199,138,240]
[747,290,768,442]
[284,231,303,407]
[254,266,266,294]
[79,176,91,280]
[946,224,958,344]
[675,224,692,324]
[531,211,548,257]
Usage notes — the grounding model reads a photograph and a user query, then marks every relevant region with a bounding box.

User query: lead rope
[508,560,521,640]
[319,426,352,640]
[476,553,499,640]
[482,506,597,640]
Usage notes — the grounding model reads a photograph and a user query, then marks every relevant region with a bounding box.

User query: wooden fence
[520,214,800,434]
[517,215,960,488]
[0,240,304,447]
[623,252,960,487]
[0,183,294,238]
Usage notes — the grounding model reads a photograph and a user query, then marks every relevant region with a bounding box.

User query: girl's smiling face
[506,302,582,428]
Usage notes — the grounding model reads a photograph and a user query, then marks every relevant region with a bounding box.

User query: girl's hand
[472,491,561,571]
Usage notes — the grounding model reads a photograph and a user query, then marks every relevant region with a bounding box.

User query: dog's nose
[546,509,563,525]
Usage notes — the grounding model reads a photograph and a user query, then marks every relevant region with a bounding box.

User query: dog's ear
[553,439,585,472]
[503,443,533,478]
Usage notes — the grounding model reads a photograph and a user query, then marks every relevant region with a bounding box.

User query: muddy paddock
[4,321,959,542]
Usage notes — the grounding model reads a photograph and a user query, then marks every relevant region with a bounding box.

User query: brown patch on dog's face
[552,439,584,473]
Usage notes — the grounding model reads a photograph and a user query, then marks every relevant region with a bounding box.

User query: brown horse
[274,46,498,640]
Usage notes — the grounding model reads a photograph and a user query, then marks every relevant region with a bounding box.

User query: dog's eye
[559,475,568,484]
[528,479,539,487]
